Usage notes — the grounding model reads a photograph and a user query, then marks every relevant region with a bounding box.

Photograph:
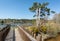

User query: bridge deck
[5,27,13,41]
[5,27,24,41]
[15,28,24,41]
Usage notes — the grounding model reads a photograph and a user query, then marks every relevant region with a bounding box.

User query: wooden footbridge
[0,24,60,41]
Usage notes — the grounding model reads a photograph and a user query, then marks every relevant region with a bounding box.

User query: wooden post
[34,33,36,39]
[36,34,42,41]
[32,32,34,36]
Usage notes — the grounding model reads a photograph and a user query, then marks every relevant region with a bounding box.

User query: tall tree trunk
[39,8,41,26]
[36,8,40,27]
[36,8,39,27]
[36,8,44,41]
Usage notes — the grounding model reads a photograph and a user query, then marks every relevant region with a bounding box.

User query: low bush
[40,25,47,34]
[26,26,39,34]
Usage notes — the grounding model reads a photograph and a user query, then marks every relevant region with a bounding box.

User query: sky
[0,0,60,19]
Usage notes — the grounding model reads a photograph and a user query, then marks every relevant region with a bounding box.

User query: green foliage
[51,11,55,13]
[40,25,47,33]
[29,2,51,17]
[33,27,38,33]
[26,25,48,34]
[27,26,39,33]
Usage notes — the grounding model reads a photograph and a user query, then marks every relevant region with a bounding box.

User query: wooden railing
[18,25,37,41]
[0,25,10,41]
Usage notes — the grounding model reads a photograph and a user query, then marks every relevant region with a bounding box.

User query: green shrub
[40,25,47,33]
[27,26,39,33]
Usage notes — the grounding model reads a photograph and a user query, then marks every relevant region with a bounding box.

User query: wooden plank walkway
[5,27,24,41]
[17,25,37,41]
[5,27,14,41]
[15,28,24,41]
[5,25,37,41]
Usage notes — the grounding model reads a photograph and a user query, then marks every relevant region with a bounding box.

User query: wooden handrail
[0,25,10,41]
[17,25,37,41]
